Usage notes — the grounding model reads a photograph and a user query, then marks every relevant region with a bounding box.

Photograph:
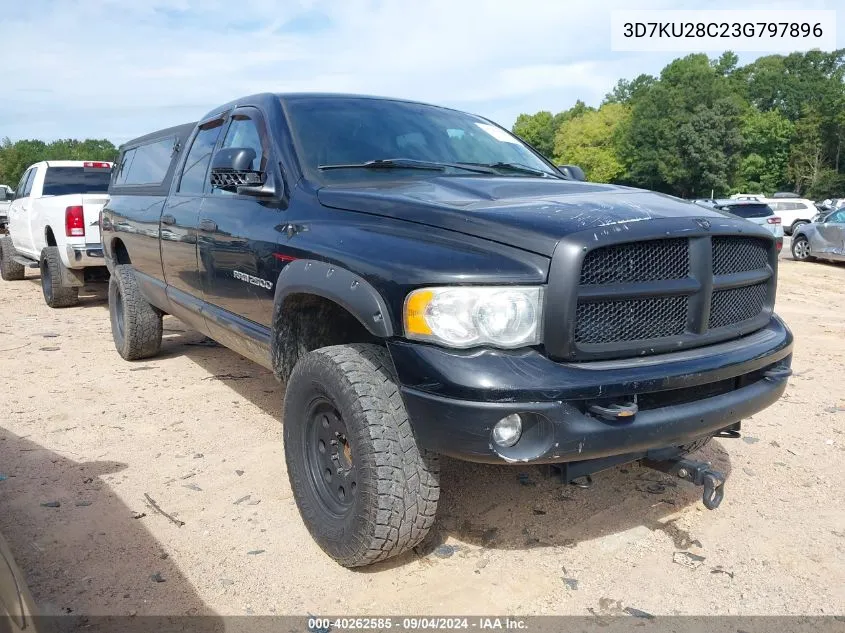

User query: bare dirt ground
[0,247,843,618]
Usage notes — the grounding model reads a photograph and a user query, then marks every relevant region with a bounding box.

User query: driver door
[7,168,37,256]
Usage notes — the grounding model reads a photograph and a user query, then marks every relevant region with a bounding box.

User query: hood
[317,177,726,256]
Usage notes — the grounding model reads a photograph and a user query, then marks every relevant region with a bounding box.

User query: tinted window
[220,116,263,170]
[179,122,223,194]
[16,169,32,198]
[827,210,845,224]
[42,167,110,196]
[720,203,773,219]
[284,97,558,182]
[23,169,35,196]
[115,137,175,186]
[211,115,265,196]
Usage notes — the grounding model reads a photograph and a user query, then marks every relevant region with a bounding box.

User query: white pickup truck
[0,160,113,307]
[0,185,12,232]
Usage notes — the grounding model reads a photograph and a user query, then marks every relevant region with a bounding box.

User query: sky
[0,0,843,145]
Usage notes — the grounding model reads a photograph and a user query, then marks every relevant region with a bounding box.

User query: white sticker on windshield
[474,122,520,144]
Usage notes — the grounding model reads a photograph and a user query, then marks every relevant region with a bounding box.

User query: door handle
[161,214,176,225]
[199,219,218,232]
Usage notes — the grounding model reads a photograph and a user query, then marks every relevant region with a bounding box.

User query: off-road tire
[40,247,79,308]
[0,236,25,281]
[791,235,813,262]
[283,343,440,567]
[109,264,162,360]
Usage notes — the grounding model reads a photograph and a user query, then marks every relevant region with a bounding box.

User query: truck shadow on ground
[154,322,734,570]
[0,428,224,631]
[23,275,109,309]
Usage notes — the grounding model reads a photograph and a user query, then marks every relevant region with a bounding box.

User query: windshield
[719,203,773,219]
[284,97,558,182]
[43,167,111,196]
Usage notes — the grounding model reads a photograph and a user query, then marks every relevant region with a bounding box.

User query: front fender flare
[272,259,394,338]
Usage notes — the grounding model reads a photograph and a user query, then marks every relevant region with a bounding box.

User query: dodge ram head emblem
[694,218,711,230]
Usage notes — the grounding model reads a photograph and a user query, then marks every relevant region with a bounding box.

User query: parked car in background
[0,184,13,232]
[693,199,783,251]
[791,208,845,263]
[771,191,801,199]
[764,198,817,236]
[0,160,112,307]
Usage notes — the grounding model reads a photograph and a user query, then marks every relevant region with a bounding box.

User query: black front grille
[709,282,768,329]
[580,239,689,285]
[568,234,774,356]
[575,296,688,344]
[712,236,768,275]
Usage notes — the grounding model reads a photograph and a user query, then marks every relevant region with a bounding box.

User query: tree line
[513,50,845,199]
[0,138,118,188]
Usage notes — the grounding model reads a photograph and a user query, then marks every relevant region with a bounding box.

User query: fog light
[492,414,523,448]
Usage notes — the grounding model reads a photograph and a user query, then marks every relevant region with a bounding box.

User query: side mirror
[210,147,274,197]
[557,164,586,181]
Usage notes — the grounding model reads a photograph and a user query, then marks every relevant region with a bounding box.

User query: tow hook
[642,452,727,510]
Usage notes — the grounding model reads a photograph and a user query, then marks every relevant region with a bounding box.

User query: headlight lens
[404,286,543,348]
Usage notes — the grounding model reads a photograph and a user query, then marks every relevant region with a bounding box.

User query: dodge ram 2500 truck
[101,93,793,567]
[0,160,113,307]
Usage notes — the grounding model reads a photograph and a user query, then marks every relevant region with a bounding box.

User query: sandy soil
[0,247,843,618]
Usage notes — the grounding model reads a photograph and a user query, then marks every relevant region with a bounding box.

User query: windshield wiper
[317,158,496,174]
[458,161,561,178]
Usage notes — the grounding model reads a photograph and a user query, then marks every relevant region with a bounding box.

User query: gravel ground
[0,247,843,618]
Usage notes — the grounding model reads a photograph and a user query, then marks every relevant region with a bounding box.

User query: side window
[178,121,224,194]
[15,169,31,198]
[22,169,36,197]
[117,137,176,186]
[828,211,845,224]
[220,115,264,171]
[212,114,266,196]
[113,149,137,186]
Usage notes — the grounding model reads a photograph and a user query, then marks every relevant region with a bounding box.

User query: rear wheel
[283,343,440,567]
[791,235,813,261]
[40,247,79,308]
[109,264,162,360]
[0,236,25,281]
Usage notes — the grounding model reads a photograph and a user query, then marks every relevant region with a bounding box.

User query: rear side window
[42,167,111,196]
[115,137,176,186]
[721,204,773,219]
[178,121,224,194]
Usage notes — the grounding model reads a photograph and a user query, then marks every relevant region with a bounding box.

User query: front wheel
[791,235,813,262]
[40,247,79,308]
[283,343,440,567]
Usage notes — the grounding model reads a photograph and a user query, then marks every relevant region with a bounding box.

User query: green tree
[512,111,557,158]
[554,103,630,183]
[0,138,117,186]
[735,108,793,194]
[618,54,744,197]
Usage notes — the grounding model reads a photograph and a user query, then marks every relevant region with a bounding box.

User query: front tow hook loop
[701,472,725,510]
[642,452,727,510]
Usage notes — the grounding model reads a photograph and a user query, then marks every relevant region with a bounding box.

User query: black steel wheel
[304,397,358,516]
[284,343,440,567]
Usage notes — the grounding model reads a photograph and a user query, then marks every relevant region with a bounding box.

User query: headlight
[404,286,543,348]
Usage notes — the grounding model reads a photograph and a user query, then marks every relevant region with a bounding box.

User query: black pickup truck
[101,93,793,567]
